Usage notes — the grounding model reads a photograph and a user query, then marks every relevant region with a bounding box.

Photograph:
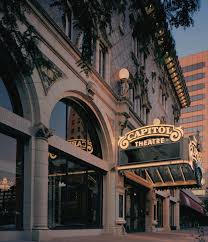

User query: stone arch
[15,74,41,123]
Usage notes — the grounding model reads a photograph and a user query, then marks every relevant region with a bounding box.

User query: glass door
[125,187,146,232]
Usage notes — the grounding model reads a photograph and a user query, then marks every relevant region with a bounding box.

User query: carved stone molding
[119,112,130,135]
[37,57,63,94]
[86,81,97,99]
[34,123,53,139]
[172,104,180,122]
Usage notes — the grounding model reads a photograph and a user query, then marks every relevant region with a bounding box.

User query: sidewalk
[47,231,205,242]
[2,229,208,242]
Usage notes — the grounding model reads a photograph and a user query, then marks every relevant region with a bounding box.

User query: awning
[118,129,202,189]
[180,191,205,215]
[118,161,201,190]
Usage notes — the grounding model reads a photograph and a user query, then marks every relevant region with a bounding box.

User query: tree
[0,0,200,77]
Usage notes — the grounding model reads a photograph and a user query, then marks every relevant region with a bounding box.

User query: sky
[172,0,208,57]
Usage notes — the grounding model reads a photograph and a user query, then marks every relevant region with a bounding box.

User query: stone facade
[0,1,185,241]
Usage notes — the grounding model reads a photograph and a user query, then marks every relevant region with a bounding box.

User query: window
[36,0,73,39]
[156,196,163,228]
[190,94,205,102]
[188,83,205,92]
[182,62,205,73]
[185,73,205,82]
[0,78,12,111]
[181,104,205,114]
[98,43,107,78]
[170,202,175,228]
[118,194,124,218]
[64,6,73,39]
[133,37,139,58]
[184,126,203,134]
[0,132,24,230]
[180,115,203,124]
[50,99,102,158]
[0,78,23,115]
[48,147,103,229]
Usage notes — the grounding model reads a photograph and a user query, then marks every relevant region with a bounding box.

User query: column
[145,189,154,232]
[33,123,53,230]
[103,170,116,234]
[175,190,180,230]
[163,195,170,231]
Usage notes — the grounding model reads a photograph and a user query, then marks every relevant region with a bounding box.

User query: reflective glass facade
[185,73,205,82]
[190,94,205,102]
[0,132,24,230]
[48,147,103,229]
[50,99,102,158]
[180,115,203,124]
[188,83,205,92]
[0,78,13,111]
[0,78,23,115]
[181,104,205,114]
[182,62,205,73]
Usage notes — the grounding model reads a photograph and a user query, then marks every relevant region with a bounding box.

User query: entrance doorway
[125,179,147,232]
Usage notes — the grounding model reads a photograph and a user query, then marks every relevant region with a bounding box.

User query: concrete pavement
[1,230,208,242]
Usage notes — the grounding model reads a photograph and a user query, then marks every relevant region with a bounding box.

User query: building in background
[0,0,204,241]
[180,51,208,197]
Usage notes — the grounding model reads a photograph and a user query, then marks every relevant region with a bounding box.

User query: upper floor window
[36,0,73,40]
[98,43,107,79]
[185,73,205,82]
[190,94,205,102]
[187,83,205,92]
[0,78,23,116]
[182,62,205,73]
[184,126,203,134]
[181,104,205,114]
[133,37,139,58]
[180,115,204,124]
[63,5,73,39]
[0,78,13,111]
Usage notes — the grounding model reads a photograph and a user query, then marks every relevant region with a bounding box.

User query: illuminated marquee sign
[118,119,183,149]
[68,139,93,153]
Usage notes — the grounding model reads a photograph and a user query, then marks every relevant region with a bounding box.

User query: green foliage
[163,0,200,28]
[0,0,200,77]
[0,0,52,77]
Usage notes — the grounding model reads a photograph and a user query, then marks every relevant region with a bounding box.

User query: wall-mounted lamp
[118,68,130,97]
[119,68,130,80]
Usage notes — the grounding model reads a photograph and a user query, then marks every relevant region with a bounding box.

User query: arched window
[0,77,23,115]
[50,98,102,158]
[0,78,12,111]
[49,98,104,229]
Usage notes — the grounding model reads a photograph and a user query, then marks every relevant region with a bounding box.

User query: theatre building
[0,0,203,241]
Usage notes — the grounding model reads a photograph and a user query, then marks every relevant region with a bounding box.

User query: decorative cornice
[34,123,53,139]
[37,56,63,94]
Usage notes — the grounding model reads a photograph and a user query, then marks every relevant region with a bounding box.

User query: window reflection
[50,99,102,158]
[0,132,23,230]
[48,148,103,229]
[0,78,23,115]
[0,78,13,111]
[156,195,163,228]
